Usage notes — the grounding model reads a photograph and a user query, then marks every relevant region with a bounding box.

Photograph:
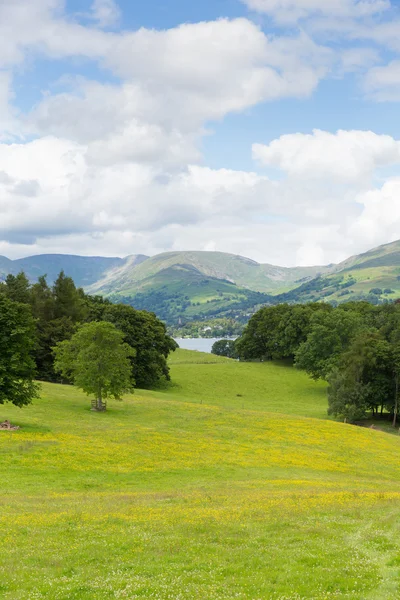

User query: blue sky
[1,0,400,265]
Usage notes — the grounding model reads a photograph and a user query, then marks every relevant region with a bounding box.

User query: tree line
[0,271,177,410]
[229,301,400,425]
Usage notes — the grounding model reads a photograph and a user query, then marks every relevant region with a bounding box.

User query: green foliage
[236,300,400,424]
[327,332,393,421]
[1,269,176,390]
[295,307,365,380]
[4,272,31,304]
[102,304,178,389]
[0,295,39,407]
[211,339,237,359]
[53,321,134,410]
[53,270,86,321]
[30,272,86,382]
[236,303,329,362]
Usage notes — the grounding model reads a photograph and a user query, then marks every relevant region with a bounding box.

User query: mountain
[86,251,333,324]
[87,251,332,295]
[1,241,400,325]
[279,240,400,305]
[0,254,148,288]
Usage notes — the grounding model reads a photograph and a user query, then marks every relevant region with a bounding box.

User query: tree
[211,339,237,358]
[53,321,134,411]
[102,304,177,388]
[235,304,297,361]
[30,272,88,382]
[0,296,39,408]
[235,303,330,362]
[327,332,392,422]
[53,271,86,321]
[327,369,371,423]
[391,343,400,427]
[4,272,31,304]
[295,308,365,380]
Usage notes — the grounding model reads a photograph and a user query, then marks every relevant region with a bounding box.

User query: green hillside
[88,250,330,296]
[0,254,132,287]
[2,241,400,324]
[1,349,400,598]
[104,263,273,324]
[280,240,400,305]
[87,251,331,324]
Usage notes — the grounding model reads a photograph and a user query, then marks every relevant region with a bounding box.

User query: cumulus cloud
[253,129,400,182]
[350,178,400,247]
[0,0,398,267]
[242,0,390,24]
[0,128,399,267]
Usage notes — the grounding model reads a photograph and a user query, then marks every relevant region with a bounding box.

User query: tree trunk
[393,375,398,428]
[96,387,106,411]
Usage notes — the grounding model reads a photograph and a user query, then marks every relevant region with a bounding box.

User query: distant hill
[279,240,400,305]
[2,240,400,324]
[86,251,332,324]
[87,251,331,295]
[0,254,148,288]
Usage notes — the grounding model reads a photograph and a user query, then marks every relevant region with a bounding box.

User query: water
[174,338,236,353]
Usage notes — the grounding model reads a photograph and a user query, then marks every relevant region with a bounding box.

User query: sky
[1,0,400,266]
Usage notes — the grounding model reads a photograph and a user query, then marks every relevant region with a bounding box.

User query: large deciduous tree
[211,339,237,358]
[327,332,393,422]
[0,296,39,408]
[53,321,135,411]
[295,308,365,380]
[102,304,178,388]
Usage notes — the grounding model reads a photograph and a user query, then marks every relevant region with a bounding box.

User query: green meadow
[1,350,400,599]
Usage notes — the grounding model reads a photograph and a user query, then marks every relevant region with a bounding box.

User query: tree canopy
[211,339,237,359]
[53,321,134,411]
[235,301,400,424]
[0,270,177,390]
[0,295,39,407]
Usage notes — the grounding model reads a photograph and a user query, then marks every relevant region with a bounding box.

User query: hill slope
[88,250,331,295]
[281,240,400,304]
[0,253,148,288]
[86,251,332,324]
[1,351,400,598]
[2,240,400,324]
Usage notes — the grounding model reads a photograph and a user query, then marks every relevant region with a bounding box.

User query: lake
[174,338,236,353]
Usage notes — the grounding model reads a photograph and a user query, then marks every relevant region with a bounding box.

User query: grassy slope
[290,240,400,304]
[1,350,400,598]
[149,350,328,417]
[89,250,331,296]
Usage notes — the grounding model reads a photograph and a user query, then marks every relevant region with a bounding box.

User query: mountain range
[1,240,400,325]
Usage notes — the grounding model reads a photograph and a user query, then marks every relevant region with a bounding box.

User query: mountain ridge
[1,240,400,325]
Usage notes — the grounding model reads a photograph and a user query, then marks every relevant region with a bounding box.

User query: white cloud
[242,0,390,24]
[90,0,121,28]
[350,178,400,247]
[0,1,398,268]
[340,47,380,73]
[364,60,400,100]
[253,129,400,182]
[23,20,331,174]
[0,129,399,267]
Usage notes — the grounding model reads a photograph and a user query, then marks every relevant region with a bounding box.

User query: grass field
[1,350,400,599]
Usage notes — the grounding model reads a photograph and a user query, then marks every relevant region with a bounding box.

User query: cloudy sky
[1,0,400,266]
